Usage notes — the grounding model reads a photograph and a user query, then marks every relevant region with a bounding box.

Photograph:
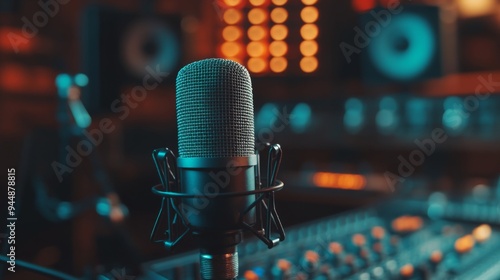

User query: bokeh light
[270,24,288,40]
[247,41,267,57]
[221,42,242,57]
[248,25,267,41]
[270,57,288,73]
[300,6,319,23]
[269,41,288,56]
[223,8,243,24]
[272,0,287,5]
[248,8,268,25]
[270,8,288,24]
[300,40,318,56]
[249,0,267,6]
[247,57,267,73]
[300,24,319,40]
[352,0,375,13]
[223,0,243,7]
[222,26,242,41]
[300,56,318,72]
[302,0,317,5]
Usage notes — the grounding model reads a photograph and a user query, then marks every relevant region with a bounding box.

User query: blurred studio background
[1,0,500,279]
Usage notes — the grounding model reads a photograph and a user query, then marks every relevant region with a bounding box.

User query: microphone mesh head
[176,58,254,158]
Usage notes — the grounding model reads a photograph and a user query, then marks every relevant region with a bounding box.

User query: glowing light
[300,40,318,56]
[376,109,397,131]
[243,270,259,280]
[248,8,268,25]
[406,98,429,126]
[224,0,242,6]
[256,103,279,128]
[300,6,319,23]
[312,172,366,190]
[400,265,414,278]
[302,0,317,5]
[344,98,364,133]
[457,0,495,18]
[300,24,319,40]
[368,14,435,81]
[270,7,288,23]
[391,216,423,233]
[352,0,375,13]
[300,56,318,73]
[455,235,475,254]
[248,25,267,41]
[352,234,366,246]
[247,41,267,57]
[304,250,319,263]
[473,224,492,243]
[270,57,287,73]
[57,202,72,220]
[247,57,267,73]
[69,88,92,128]
[0,28,33,53]
[270,24,288,40]
[74,73,89,87]
[222,26,242,42]
[290,103,311,133]
[329,242,343,254]
[221,42,242,57]
[371,226,385,239]
[223,8,243,24]
[249,0,266,6]
[269,41,288,57]
[272,0,287,5]
[430,251,443,263]
[96,198,111,216]
[56,74,72,90]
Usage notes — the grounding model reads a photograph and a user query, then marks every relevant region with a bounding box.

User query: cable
[0,255,79,280]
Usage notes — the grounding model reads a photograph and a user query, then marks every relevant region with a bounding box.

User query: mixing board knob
[472,224,492,243]
[399,264,414,279]
[430,250,442,265]
[454,234,475,254]
[391,216,423,233]
[271,259,292,279]
[301,250,320,273]
[243,270,260,280]
[371,226,386,240]
[327,242,344,266]
[352,233,367,247]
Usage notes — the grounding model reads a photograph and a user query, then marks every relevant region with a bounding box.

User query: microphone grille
[176,58,255,158]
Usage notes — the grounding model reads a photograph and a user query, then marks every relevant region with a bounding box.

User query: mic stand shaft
[198,231,241,280]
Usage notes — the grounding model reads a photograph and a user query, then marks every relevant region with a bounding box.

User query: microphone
[150,58,285,279]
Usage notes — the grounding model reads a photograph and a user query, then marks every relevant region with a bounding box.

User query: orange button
[305,250,319,263]
[244,270,259,280]
[352,233,366,246]
[400,264,414,277]
[430,250,442,263]
[455,234,475,254]
[276,259,291,271]
[371,226,386,239]
[473,224,492,243]
[391,216,423,233]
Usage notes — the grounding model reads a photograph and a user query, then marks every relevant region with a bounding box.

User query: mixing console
[141,198,500,280]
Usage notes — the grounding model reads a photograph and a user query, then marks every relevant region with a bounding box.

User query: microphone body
[150,58,285,280]
[176,58,257,279]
